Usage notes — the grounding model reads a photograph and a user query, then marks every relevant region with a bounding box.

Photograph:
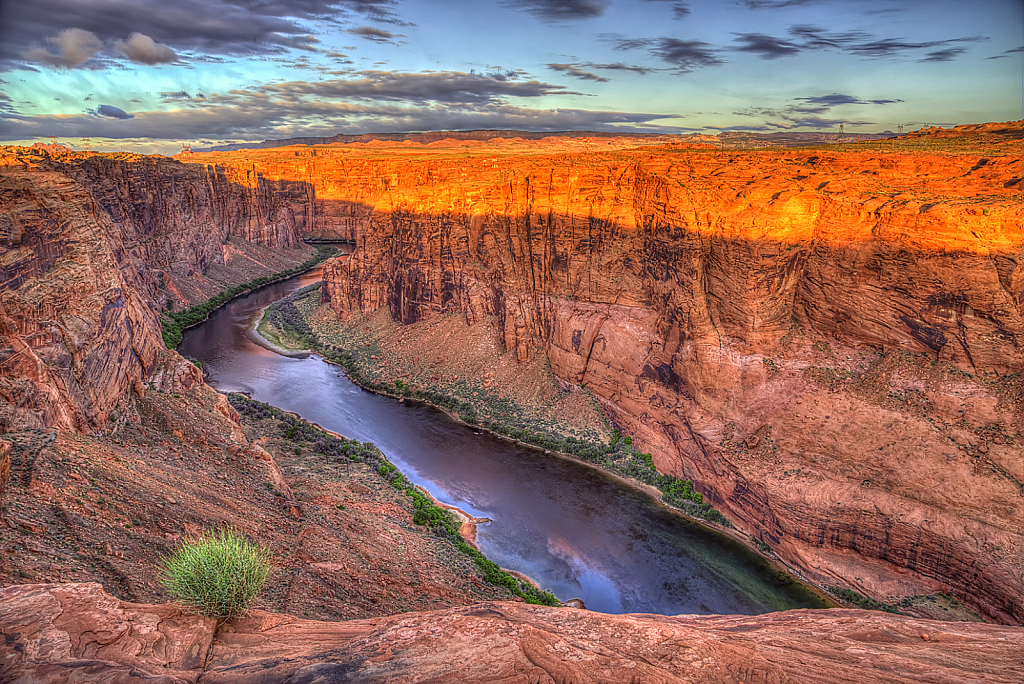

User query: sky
[0,0,1021,155]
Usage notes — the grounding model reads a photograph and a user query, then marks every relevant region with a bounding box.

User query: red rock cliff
[197,141,1022,623]
[0,146,303,433]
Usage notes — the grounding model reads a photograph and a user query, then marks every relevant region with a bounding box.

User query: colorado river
[179,265,830,615]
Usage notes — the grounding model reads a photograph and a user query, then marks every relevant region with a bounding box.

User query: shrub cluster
[828,585,901,614]
[228,393,560,606]
[262,282,321,347]
[160,529,272,620]
[161,246,336,348]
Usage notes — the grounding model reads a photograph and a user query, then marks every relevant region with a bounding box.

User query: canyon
[0,128,1021,680]
[199,126,1022,623]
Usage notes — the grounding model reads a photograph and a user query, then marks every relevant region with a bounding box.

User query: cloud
[0,68,680,144]
[235,71,583,105]
[161,91,206,100]
[644,0,691,19]
[114,32,178,64]
[2,1,407,69]
[0,100,685,146]
[987,45,1023,59]
[95,104,134,119]
[742,0,819,7]
[586,61,660,75]
[23,28,104,67]
[732,92,899,129]
[794,93,904,107]
[732,33,800,59]
[609,36,656,51]
[505,0,609,22]
[650,38,724,72]
[547,63,610,82]
[918,47,967,62]
[730,24,987,62]
[345,26,404,44]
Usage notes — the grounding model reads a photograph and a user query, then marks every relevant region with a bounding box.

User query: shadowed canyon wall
[0,146,303,433]
[200,144,1022,622]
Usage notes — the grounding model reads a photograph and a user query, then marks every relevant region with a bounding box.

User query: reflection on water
[179,267,830,615]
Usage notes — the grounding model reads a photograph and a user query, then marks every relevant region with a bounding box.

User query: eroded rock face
[214,142,1023,622]
[0,147,303,433]
[2,583,1021,684]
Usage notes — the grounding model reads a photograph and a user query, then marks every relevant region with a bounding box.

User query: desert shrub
[160,529,272,620]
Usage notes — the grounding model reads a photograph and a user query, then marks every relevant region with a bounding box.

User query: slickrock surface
[0,146,309,433]
[0,352,510,619]
[194,131,1023,623]
[3,582,1022,684]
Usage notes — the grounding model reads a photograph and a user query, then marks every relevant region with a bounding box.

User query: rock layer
[3,582,1022,684]
[199,141,1022,622]
[0,146,303,433]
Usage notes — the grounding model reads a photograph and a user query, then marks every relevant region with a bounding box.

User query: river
[178,265,830,615]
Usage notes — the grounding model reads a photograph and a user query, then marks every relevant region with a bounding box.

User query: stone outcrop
[0,146,304,433]
[192,140,1024,622]
[3,583,1022,684]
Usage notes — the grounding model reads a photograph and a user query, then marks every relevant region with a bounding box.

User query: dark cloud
[609,36,656,51]
[918,47,967,62]
[846,35,985,59]
[742,0,819,7]
[505,1,609,22]
[732,33,800,59]
[95,104,134,119]
[650,38,724,72]
[986,45,1024,59]
[772,115,870,128]
[795,93,903,107]
[2,1,406,69]
[345,26,403,44]
[547,63,610,82]
[586,61,660,75]
[644,0,691,19]
[222,71,584,106]
[733,92,899,129]
[730,24,987,61]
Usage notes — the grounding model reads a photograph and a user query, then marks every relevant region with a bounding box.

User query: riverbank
[161,244,339,348]
[227,393,559,607]
[257,282,992,621]
[261,286,729,524]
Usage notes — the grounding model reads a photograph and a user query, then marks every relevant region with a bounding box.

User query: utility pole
[48,133,58,145]
[81,137,91,153]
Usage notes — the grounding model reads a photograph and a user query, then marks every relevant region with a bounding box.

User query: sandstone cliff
[198,140,1022,623]
[0,146,304,433]
[3,582,1021,683]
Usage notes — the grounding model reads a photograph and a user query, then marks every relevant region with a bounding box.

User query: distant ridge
[198,130,660,152]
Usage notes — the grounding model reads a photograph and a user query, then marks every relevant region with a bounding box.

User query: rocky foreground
[3,582,1022,684]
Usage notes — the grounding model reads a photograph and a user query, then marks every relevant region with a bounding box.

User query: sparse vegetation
[228,393,561,606]
[259,291,734,528]
[160,529,273,620]
[160,246,337,348]
[828,585,900,614]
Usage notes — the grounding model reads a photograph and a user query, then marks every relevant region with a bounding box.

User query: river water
[179,266,830,615]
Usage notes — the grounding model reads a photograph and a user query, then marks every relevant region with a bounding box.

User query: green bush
[160,529,272,620]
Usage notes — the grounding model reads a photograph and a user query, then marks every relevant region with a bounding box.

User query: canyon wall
[0,146,303,433]
[198,143,1023,622]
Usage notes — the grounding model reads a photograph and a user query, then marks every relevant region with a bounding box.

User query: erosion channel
[178,265,830,616]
